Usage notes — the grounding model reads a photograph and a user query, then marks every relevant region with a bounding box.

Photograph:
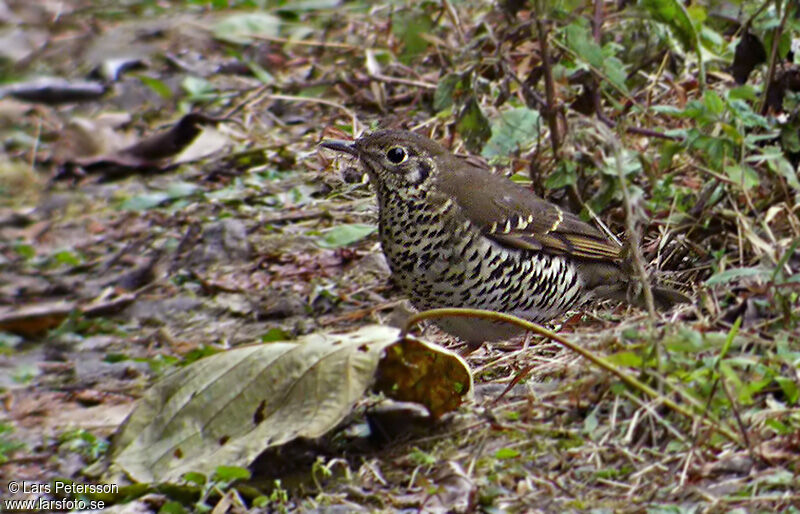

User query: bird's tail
[581,261,691,311]
[591,281,690,310]
[648,285,692,310]
[599,279,691,310]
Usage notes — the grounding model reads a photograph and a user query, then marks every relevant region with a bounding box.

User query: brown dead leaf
[0,301,75,337]
[0,294,137,337]
[374,336,473,419]
[116,113,224,163]
[56,113,226,181]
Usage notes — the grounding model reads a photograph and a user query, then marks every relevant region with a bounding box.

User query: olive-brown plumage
[321,130,688,345]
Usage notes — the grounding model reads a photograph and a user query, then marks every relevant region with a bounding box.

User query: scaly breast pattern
[376,188,588,323]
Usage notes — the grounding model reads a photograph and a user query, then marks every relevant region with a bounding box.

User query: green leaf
[583,408,599,436]
[510,173,532,185]
[275,0,339,12]
[761,469,794,486]
[605,351,643,367]
[120,182,201,211]
[138,76,172,99]
[663,327,706,352]
[544,161,577,189]
[213,465,251,482]
[723,163,759,190]
[775,377,799,404]
[182,471,206,486]
[213,13,281,44]
[702,91,725,117]
[685,4,707,24]
[14,243,35,259]
[53,249,83,266]
[433,73,460,112]
[602,55,628,92]
[261,328,290,342]
[0,332,23,351]
[317,224,377,249]
[728,85,759,101]
[727,99,770,129]
[392,11,433,64]
[741,375,773,405]
[651,104,684,116]
[481,107,540,159]
[705,267,772,286]
[640,0,697,52]
[120,192,171,211]
[409,449,437,466]
[247,62,275,85]
[764,419,791,435]
[494,448,520,459]
[456,97,491,153]
[0,423,26,464]
[564,22,603,70]
[181,76,216,100]
[166,182,201,198]
[767,154,800,191]
[657,141,684,171]
[158,501,187,514]
[781,125,800,154]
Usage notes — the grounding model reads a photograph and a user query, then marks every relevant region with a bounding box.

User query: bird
[321,130,689,346]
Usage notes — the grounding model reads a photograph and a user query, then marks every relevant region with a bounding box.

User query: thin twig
[532,1,561,156]
[489,364,534,406]
[249,34,366,50]
[500,58,546,110]
[442,0,466,46]
[369,73,437,90]
[759,0,790,114]
[625,126,682,141]
[602,123,657,319]
[402,307,743,445]
[583,202,623,246]
[222,84,270,120]
[590,0,609,125]
[29,117,42,169]
[719,377,756,463]
[742,0,773,31]
[592,0,603,41]
[255,93,361,134]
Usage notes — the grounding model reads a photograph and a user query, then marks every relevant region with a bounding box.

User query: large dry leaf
[109,325,471,483]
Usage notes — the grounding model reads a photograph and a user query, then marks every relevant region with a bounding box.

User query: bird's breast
[375,191,590,326]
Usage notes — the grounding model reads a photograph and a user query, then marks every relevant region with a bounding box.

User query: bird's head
[321,130,448,196]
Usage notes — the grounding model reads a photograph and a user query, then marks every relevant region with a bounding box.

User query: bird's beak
[320,139,359,157]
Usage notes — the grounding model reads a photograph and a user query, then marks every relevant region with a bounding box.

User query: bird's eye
[386,147,407,164]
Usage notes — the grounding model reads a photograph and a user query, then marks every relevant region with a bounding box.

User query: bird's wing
[437,156,622,260]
